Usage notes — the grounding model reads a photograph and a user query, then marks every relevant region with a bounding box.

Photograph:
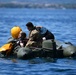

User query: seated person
[17,31,28,47]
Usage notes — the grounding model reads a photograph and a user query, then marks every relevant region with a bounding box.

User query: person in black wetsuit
[36,26,55,40]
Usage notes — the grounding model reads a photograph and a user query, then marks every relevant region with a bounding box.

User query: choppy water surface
[0,8,76,75]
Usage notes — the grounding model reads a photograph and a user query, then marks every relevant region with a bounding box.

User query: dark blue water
[0,8,76,75]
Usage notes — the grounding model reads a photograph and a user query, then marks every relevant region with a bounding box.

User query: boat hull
[0,39,76,59]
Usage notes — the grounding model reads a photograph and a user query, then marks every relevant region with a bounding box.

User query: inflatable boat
[0,38,76,60]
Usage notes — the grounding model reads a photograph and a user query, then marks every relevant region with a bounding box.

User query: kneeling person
[25,22,42,47]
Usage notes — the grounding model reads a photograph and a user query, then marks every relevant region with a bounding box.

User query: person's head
[18,31,26,39]
[26,22,34,31]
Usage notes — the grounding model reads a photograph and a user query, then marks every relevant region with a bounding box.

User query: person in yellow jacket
[25,22,42,47]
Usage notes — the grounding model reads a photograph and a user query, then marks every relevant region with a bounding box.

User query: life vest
[0,43,13,56]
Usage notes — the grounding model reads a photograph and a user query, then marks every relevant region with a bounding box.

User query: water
[0,0,76,3]
[0,8,76,75]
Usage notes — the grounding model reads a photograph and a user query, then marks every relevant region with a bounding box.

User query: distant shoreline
[0,2,76,9]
